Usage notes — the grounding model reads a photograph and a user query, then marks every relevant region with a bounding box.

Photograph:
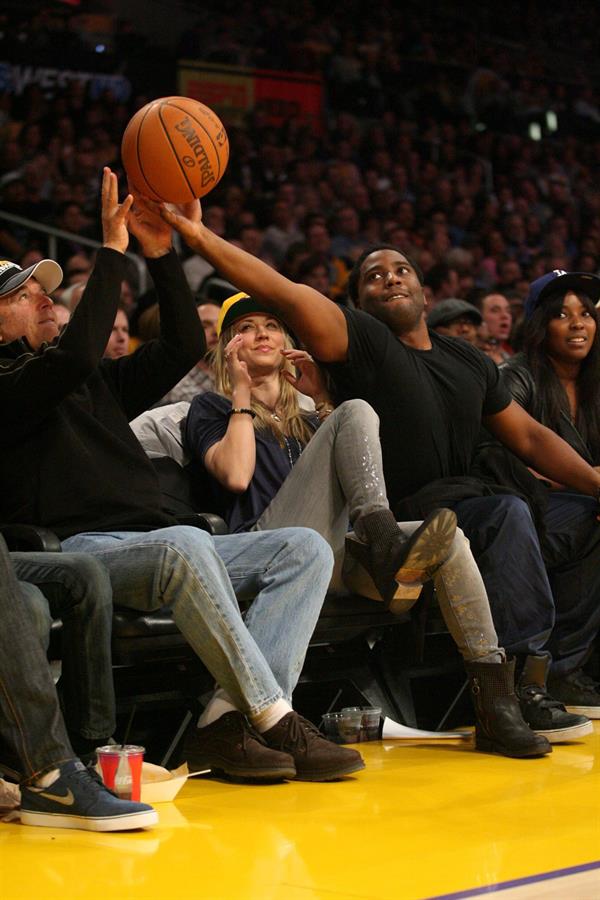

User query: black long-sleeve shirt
[0,247,204,537]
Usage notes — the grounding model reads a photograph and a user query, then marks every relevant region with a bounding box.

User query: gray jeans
[0,537,74,783]
[255,399,501,663]
[11,551,116,741]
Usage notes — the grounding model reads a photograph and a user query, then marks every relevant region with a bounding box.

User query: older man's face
[0,277,59,349]
[434,315,478,345]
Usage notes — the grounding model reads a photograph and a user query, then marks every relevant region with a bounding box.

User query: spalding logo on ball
[121,96,229,203]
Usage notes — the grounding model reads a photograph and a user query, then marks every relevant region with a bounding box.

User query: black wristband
[229,407,256,418]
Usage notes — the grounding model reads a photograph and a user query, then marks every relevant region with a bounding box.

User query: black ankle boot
[517,654,592,743]
[465,658,551,758]
[345,508,457,610]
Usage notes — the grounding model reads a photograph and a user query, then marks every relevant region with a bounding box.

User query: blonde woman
[184,291,456,610]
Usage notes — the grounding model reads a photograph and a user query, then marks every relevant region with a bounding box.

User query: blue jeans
[455,493,600,674]
[0,537,74,783]
[543,492,600,673]
[11,551,116,741]
[62,526,333,714]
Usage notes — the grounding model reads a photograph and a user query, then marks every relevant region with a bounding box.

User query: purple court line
[425,859,600,899]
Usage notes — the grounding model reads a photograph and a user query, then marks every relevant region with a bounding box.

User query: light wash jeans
[62,525,333,714]
[11,551,116,741]
[255,399,501,663]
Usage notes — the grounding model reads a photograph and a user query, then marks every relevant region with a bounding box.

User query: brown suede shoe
[262,712,365,781]
[189,711,296,781]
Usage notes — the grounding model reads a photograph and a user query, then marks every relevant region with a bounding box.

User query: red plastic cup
[124,746,144,802]
[96,745,145,801]
[96,746,120,790]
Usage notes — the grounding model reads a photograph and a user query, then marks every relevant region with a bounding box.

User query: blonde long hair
[213,321,314,447]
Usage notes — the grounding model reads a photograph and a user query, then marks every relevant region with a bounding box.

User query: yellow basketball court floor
[1,723,599,900]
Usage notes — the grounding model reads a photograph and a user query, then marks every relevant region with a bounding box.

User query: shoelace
[244,722,270,748]
[521,685,564,710]
[283,714,324,752]
[220,713,270,749]
[76,765,118,797]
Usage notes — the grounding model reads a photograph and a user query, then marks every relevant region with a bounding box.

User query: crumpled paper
[0,778,21,821]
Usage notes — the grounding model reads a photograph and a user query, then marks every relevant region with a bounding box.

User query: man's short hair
[347,244,424,303]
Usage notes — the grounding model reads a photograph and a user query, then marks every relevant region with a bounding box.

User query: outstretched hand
[157,198,203,247]
[127,189,174,258]
[101,167,133,254]
[281,348,328,400]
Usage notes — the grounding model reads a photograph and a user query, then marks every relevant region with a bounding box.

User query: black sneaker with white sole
[517,655,592,743]
[20,759,158,831]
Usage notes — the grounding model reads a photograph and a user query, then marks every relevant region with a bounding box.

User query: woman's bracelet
[229,407,256,418]
[315,401,335,421]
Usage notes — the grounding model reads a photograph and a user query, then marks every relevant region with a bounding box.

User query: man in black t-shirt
[167,210,600,742]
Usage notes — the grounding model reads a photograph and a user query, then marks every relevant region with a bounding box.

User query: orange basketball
[121,96,229,203]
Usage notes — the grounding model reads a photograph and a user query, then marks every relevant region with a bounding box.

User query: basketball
[121,96,229,203]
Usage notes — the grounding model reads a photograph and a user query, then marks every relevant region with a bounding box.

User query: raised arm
[485,400,600,499]
[0,169,131,431]
[159,201,349,362]
[104,194,205,419]
[202,334,256,491]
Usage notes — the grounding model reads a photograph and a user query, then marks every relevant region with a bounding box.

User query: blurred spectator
[262,199,304,266]
[476,292,514,355]
[120,278,137,318]
[476,322,512,366]
[103,307,130,360]
[63,252,93,287]
[156,302,220,406]
[53,299,71,330]
[330,205,366,260]
[303,220,349,298]
[425,263,461,307]
[59,281,86,312]
[297,255,335,299]
[426,299,481,345]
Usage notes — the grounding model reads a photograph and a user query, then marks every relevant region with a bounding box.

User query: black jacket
[501,354,594,465]
[0,247,204,538]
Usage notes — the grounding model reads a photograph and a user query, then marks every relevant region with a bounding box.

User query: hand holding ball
[121,96,229,203]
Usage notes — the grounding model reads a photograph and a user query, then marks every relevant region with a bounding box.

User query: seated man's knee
[18,582,52,648]
[278,527,334,568]
[492,494,533,526]
[62,554,112,603]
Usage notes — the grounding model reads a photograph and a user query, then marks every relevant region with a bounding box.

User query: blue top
[184,391,317,532]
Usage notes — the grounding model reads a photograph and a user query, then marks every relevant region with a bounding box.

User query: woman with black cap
[502,269,600,717]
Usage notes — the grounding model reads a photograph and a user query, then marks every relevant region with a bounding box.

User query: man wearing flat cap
[426,298,481,345]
